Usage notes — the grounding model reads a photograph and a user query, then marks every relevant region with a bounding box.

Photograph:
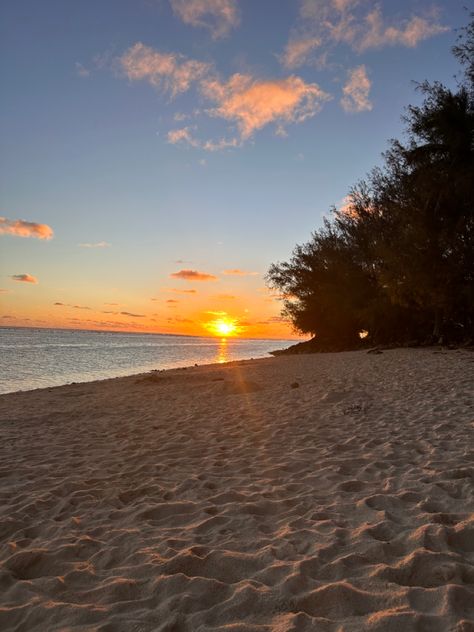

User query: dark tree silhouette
[267,15,474,349]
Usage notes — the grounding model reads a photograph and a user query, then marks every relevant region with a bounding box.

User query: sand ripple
[0,349,473,630]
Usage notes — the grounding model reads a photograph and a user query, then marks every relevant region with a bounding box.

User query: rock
[290,382,300,389]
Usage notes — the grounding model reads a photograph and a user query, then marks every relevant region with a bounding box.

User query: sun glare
[205,317,238,337]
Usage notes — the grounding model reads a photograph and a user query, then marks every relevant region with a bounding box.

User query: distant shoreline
[0,324,302,342]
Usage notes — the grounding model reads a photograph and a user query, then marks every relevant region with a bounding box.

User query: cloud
[216,294,236,299]
[170,269,218,281]
[292,1,447,57]
[167,316,193,323]
[167,299,179,304]
[0,288,8,294]
[357,7,448,52]
[75,62,90,78]
[11,274,38,284]
[164,288,198,295]
[104,302,120,306]
[222,269,259,276]
[340,65,372,113]
[120,42,210,97]
[167,126,240,151]
[121,311,145,318]
[280,36,321,69]
[167,127,200,147]
[54,302,93,310]
[202,74,330,140]
[0,217,53,240]
[170,0,240,39]
[78,241,111,248]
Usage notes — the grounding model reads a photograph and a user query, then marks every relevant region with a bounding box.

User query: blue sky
[0,0,470,337]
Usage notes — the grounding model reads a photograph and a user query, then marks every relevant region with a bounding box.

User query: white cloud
[78,241,111,248]
[170,0,240,39]
[340,65,372,112]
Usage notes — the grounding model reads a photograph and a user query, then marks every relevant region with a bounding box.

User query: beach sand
[0,348,473,631]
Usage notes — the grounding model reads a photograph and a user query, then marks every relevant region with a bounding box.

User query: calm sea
[0,327,293,394]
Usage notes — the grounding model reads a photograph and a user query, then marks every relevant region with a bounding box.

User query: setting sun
[205,317,239,337]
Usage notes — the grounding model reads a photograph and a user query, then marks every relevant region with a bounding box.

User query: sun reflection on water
[216,338,230,364]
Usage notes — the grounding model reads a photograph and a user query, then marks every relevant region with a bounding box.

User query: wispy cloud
[341,65,372,112]
[289,1,447,60]
[0,217,53,240]
[54,302,92,310]
[215,293,236,299]
[0,289,8,294]
[356,7,448,52]
[167,316,193,324]
[222,269,259,276]
[167,127,241,151]
[167,127,200,147]
[280,36,321,69]
[170,0,240,39]
[121,311,145,318]
[120,42,210,97]
[75,62,90,77]
[78,241,111,248]
[161,288,198,295]
[202,74,330,141]
[170,269,218,281]
[11,274,38,284]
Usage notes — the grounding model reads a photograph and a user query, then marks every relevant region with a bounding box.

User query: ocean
[0,327,294,394]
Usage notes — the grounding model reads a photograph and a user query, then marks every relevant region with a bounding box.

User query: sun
[205,317,238,337]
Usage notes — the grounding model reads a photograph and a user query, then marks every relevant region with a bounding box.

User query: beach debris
[343,404,363,415]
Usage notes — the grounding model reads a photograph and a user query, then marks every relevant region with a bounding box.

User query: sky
[0,0,470,338]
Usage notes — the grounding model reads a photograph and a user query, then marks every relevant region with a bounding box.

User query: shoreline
[1,348,473,630]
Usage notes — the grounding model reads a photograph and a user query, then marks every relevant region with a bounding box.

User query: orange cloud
[11,274,38,284]
[120,43,210,97]
[341,65,372,113]
[222,269,259,276]
[216,294,236,299]
[170,0,240,39]
[202,74,330,140]
[171,269,218,281]
[0,217,53,240]
[121,311,145,318]
[169,288,197,294]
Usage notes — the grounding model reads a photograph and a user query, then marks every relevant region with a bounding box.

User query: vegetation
[267,15,474,350]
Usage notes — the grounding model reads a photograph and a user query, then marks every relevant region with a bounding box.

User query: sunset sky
[0,0,467,338]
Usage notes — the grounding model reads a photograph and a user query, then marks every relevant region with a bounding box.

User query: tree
[268,15,474,347]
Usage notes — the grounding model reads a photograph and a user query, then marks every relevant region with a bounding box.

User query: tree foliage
[267,16,474,347]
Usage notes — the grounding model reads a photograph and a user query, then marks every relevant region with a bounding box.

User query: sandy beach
[0,348,473,631]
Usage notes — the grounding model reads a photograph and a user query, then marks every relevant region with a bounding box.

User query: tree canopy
[267,15,474,348]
